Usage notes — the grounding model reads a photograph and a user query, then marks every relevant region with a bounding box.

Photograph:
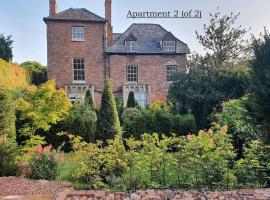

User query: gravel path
[0,177,73,196]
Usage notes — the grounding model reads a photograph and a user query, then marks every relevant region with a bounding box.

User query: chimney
[49,0,58,16]
[105,0,113,46]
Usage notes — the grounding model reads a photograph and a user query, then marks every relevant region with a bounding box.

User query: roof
[106,23,190,54]
[44,8,106,23]
[125,33,137,41]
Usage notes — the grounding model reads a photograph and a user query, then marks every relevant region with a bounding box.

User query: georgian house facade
[44,0,190,107]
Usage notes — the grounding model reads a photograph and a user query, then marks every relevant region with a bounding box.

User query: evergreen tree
[0,34,13,62]
[0,87,15,140]
[126,91,137,108]
[96,79,121,142]
[84,89,95,111]
[250,30,270,142]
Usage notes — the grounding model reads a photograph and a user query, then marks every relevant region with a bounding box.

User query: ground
[0,177,270,200]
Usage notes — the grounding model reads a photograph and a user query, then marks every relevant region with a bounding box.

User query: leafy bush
[215,96,260,157]
[61,126,249,190]
[122,106,196,139]
[0,141,18,176]
[20,61,47,86]
[234,140,270,188]
[27,152,58,180]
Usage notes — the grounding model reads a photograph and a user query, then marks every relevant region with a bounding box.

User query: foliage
[195,9,248,65]
[58,102,97,142]
[234,140,270,188]
[0,86,15,139]
[0,59,29,91]
[126,91,137,108]
[60,126,248,190]
[27,152,58,180]
[215,96,260,157]
[0,34,13,62]
[96,79,121,142]
[250,29,270,142]
[0,140,19,176]
[16,81,72,136]
[21,61,47,86]
[168,65,250,130]
[122,105,195,139]
[115,96,124,122]
[84,89,95,111]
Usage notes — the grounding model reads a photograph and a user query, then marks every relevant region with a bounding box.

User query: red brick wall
[46,21,106,105]
[109,54,187,103]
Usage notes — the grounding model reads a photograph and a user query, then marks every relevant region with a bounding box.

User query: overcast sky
[0,0,270,65]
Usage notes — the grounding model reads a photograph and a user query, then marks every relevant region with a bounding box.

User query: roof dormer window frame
[163,40,176,52]
[125,40,136,53]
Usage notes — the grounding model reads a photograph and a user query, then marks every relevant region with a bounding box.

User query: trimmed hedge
[122,108,196,139]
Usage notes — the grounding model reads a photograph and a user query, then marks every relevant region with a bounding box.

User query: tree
[96,79,121,142]
[21,61,47,86]
[126,91,137,108]
[0,86,15,140]
[215,96,260,158]
[84,89,95,111]
[0,34,13,62]
[169,65,250,129]
[250,30,270,142]
[195,9,248,65]
[16,81,72,136]
[60,102,97,142]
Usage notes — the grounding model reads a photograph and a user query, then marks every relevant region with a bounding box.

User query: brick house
[44,0,190,107]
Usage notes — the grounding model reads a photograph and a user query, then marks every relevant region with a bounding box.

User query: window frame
[72,26,85,42]
[163,41,176,52]
[166,65,177,83]
[125,41,136,52]
[73,58,86,83]
[126,64,138,83]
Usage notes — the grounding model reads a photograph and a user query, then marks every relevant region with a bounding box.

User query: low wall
[56,188,270,200]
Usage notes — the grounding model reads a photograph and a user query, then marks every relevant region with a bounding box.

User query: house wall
[46,21,106,105]
[108,54,187,103]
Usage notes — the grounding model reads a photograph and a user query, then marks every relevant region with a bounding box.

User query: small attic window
[125,33,137,52]
[163,41,176,52]
[125,41,135,52]
[161,32,176,52]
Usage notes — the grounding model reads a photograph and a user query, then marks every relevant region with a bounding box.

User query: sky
[0,0,270,65]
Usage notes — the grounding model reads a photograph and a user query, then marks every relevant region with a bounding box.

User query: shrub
[27,152,58,180]
[121,106,196,139]
[234,140,270,188]
[62,126,237,190]
[84,89,95,111]
[0,86,15,139]
[96,79,121,142]
[20,61,47,86]
[0,141,18,176]
[126,91,137,108]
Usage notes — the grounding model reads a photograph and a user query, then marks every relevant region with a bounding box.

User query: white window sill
[73,81,86,84]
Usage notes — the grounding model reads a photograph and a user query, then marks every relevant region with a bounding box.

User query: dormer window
[163,41,176,52]
[161,32,177,52]
[125,41,135,52]
[125,33,137,52]
[72,26,85,41]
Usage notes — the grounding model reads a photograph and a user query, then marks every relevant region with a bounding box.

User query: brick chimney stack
[49,0,58,16]
[105,0,113,46]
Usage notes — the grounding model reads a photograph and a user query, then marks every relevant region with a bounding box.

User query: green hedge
[122,108,196,139]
